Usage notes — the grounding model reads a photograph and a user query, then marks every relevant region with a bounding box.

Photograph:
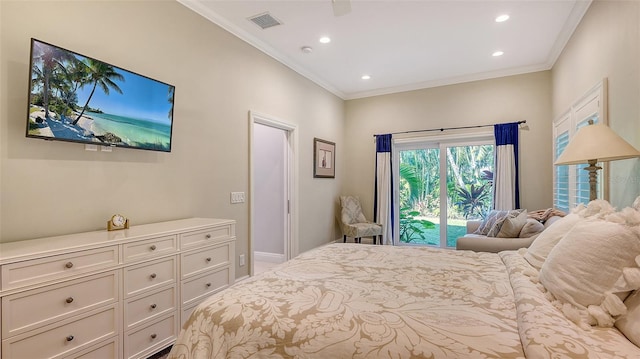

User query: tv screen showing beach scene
[26,38,175,152]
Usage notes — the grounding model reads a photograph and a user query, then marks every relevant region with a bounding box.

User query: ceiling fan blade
[332,0,351,16]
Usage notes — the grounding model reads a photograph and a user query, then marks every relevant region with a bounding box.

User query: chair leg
[343,235,347,243]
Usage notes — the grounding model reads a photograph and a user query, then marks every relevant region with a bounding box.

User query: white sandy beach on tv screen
[28,105,107,140]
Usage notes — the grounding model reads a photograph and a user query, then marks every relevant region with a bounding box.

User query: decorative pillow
[538,208,640,328]
[475,209,525,236]
[523,200,617,270]
[497,210,528,238]
[487,209,526,237]
[518,218,545,238]
[474,210,502,235]
[616,290,640,347]
[523,214,582,270]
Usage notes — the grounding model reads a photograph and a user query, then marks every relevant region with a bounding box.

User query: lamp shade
[554,123,640,165]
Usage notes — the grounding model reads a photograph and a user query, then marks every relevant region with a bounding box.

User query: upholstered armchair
[338,196,383,244]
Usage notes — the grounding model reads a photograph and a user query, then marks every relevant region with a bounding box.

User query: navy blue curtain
[376,134,392,153]
[374,134,393,244]
[494,123,520,209]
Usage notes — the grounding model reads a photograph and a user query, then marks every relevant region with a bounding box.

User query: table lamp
[554,120,640,201]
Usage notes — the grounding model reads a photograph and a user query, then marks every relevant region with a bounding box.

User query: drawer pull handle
[150,303,157,309]
[150,273,157,279]
[205,234,212,239]
[206,257,212,262]
[66,335,74,342]
[150,245,157,251]
[66,297,74,304]
[65,262,74,269]
[150,333,157,340]
[206,282,212,288]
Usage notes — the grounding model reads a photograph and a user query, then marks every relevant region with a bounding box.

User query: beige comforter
[169,244,639,359]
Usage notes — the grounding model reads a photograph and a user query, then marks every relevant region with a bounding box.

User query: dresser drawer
[124,314,177,359]
[181,267,232,307]
[181,242,232,278]
[1,305,118,359]
[2,271,119,338]
[180,225,232,249]
[125,285,176,330]
[1,246,119,290]
[181,303,198,326]
[123,235,177,263]
[70,338,119,359]
[124,257,176,298]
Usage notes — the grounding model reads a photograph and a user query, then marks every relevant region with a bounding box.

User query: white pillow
[497,210,528,238]
[486,209,526,237]
[523,199,618,270]
[539,211,640,327]
[518,218,545,238]
[616,290,640,347]
[523,213,581,270]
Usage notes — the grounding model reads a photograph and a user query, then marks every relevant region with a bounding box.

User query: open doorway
[249,112,297,276]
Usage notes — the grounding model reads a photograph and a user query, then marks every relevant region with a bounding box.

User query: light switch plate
[231,192,245,204]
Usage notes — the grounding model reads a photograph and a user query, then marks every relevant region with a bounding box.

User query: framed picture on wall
[313,138,335,178]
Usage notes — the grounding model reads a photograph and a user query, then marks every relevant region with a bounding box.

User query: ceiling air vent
[248,12,282,30]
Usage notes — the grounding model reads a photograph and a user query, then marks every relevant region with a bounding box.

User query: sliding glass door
[394,136,494,248]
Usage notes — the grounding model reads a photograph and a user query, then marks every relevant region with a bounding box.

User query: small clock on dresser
[107,214,130,231]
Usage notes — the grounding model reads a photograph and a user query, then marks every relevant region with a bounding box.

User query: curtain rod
[373,120,527,137]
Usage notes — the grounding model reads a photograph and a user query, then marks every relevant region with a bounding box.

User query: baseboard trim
[235,274,251,283]
[254,251,285,263]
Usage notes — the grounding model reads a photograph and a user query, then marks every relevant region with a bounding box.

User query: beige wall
[0,0,344,278]
[344,71,553,217]
[3,0,638,269]
[552,0,640,208]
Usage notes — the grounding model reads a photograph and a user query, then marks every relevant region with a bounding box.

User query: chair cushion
[342,222,382,237]
[340,196,367,225]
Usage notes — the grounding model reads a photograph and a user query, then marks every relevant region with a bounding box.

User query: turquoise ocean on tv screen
[87,111,171,149]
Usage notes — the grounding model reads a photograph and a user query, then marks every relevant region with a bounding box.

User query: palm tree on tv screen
[60,59,89,112]
[34,43,74,120]
[167,86,174,120]
[73,58,124,125]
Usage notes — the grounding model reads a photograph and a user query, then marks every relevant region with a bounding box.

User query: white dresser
[0,218,236,359]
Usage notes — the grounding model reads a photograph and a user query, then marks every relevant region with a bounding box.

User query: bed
[168,238,640,358]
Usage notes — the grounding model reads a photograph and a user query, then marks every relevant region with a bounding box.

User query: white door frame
[249,111,298,276]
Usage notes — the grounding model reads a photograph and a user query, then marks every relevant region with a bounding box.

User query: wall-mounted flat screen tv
[26,38,175,152]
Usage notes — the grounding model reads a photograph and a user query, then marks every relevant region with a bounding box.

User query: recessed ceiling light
[301,46,313,54]
[492,51,504,57]
[319,36,331,44]
[361,75,371,80]
[495,14,510,22]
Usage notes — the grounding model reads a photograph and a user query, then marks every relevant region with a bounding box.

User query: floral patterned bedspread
[169,244,639,359]
[500,252,640,359]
